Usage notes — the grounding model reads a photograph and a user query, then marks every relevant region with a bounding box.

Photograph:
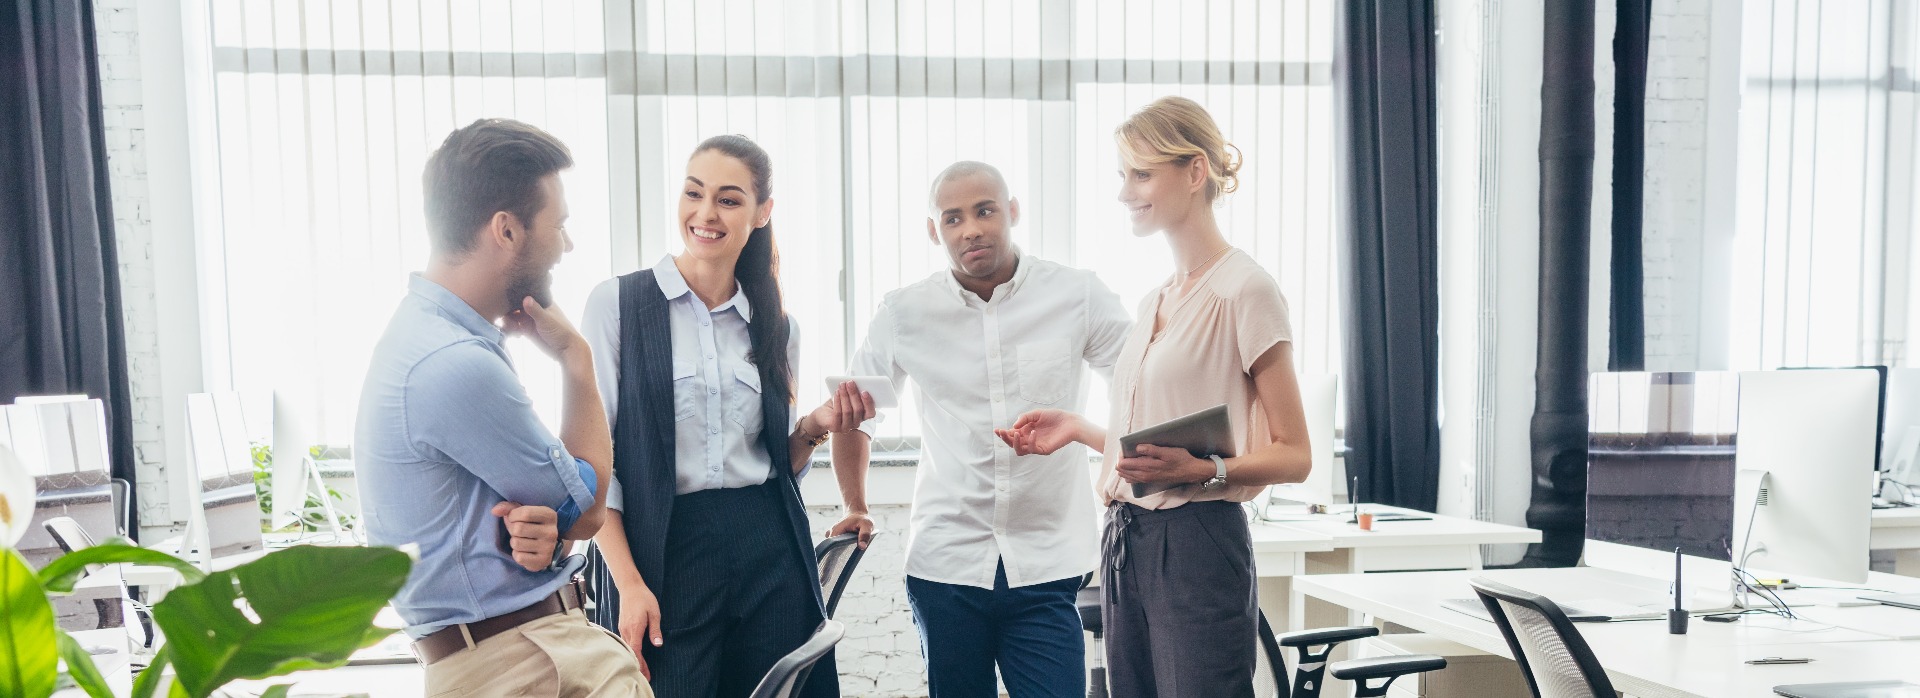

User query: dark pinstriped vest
[588,269,826,642]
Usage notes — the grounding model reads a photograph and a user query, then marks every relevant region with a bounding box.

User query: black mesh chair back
[1470,577,1617,698]
[814,532,877,619]
[748,619,845,698]
[1253,610,1290,697]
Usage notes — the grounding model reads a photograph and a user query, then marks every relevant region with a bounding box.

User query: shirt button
[550,448,562,459]
[710,426,719,434]
[705,354,714,360]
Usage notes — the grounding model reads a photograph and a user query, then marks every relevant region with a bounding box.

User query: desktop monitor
[1585,371,1739,605]
[180,392,264,566]
[1880,369,1920,495]
[1732,369,1879,585]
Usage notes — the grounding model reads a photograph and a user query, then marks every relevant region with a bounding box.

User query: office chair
[1471,577,1617,698]
[1078,588,1442,698]
[45,515,101,556]
[748,619,845,698]
[1076,576,1108,697]
[814,532,879,619]
[1257,610,1447,698]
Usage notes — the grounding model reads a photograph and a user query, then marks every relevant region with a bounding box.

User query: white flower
[0,445,33,548]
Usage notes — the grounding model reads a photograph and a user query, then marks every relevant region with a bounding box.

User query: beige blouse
[1098,249,1292,509]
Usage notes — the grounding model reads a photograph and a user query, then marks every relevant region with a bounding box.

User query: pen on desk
[1669,547,1689,635]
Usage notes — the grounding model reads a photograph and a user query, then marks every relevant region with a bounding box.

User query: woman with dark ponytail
[580,134,873,697]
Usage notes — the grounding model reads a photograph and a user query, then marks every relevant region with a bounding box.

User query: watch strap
[1205,455,1228,489]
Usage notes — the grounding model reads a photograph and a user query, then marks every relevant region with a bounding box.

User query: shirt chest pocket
[671,361,698,421]
[726,366,765,434]
[1016,339,1074,405]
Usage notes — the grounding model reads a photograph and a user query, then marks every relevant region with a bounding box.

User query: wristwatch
[1201,455,1229,490]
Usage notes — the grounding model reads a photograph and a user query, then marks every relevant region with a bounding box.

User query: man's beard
[505,249,554,310]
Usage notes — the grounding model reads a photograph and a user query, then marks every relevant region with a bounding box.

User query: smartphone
[823,376,899,409]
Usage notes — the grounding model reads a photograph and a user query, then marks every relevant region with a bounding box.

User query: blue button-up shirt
[355,274,597,638]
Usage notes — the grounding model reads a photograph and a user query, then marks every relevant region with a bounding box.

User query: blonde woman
[998,96,1313,696]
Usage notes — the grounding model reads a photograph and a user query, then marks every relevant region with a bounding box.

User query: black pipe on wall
[1522,0,1596,568]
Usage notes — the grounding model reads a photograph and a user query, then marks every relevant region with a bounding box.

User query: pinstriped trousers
[651,480,837,698]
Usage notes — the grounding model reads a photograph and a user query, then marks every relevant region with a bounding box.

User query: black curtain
[0,0,137,529]
[1609,0,1650,372]
[1335,0,1441,511]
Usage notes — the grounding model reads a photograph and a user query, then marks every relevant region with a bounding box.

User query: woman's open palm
[996,409,1082,456]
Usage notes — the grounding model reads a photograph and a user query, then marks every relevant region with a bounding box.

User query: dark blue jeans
[906,562,1086,698]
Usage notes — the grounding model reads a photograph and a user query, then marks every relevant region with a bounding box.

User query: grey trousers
[1101,500,1257,698]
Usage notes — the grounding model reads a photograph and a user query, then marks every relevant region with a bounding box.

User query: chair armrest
[1275,625,1380,648]
[1328,654,1448,681]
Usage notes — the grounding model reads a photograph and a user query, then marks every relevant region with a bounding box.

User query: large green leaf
[130,645,171,698]
[55,630,112,698]
[37,538,206,594]
[149,546,410,697]
[0,548,56,698]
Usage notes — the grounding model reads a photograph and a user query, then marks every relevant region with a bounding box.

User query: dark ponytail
[693,134,792,404]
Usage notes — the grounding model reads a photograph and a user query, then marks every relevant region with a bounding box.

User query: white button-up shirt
[851,255,1132,589]
[581,255,802,502]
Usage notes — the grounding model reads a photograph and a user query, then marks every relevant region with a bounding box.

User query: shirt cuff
[549,444,596,515]
[554,457,597,534]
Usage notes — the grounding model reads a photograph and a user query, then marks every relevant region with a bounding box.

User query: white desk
[1873,506,1920,575]
[1296,566,1920,698]
[1254,506,1541,632]
[1250,521,1337,576]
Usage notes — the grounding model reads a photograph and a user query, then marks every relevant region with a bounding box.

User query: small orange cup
[1357,512,1375,531]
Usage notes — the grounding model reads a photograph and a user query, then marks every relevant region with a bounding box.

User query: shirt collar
[653,254,754,321]
[943,251,1033,307]
[408,273,505,344]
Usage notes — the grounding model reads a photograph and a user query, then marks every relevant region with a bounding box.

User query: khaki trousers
[424,609,652,697]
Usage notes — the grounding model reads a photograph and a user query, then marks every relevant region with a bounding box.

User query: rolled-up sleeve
[849,302,904,438]
[404,341,595,515]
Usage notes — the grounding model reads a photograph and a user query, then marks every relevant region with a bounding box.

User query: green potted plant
[0,445,412,698]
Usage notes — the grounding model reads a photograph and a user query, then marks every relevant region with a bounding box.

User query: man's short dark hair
[422,119,573,257]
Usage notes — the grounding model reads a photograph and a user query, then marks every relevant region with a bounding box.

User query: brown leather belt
[413,577,587,665]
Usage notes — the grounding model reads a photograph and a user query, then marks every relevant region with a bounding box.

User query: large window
[201,0,1339,449]
[1732,0,1918,369]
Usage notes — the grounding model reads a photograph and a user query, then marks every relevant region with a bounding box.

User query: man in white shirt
[827,161,1132,697]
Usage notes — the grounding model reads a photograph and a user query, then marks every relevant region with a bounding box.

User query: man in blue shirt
[356,119,648,696]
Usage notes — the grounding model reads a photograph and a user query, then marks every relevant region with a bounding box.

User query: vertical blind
[205,0,612,443]
[204,0,1338,446]
[1733,0,1914,369]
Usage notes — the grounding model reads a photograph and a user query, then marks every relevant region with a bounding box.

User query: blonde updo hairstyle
[1115,96,1243,204]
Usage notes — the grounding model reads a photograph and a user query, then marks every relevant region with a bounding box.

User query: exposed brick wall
[1642,0,1711,369]
[92,0,173,530]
